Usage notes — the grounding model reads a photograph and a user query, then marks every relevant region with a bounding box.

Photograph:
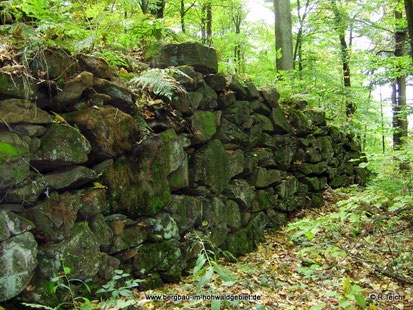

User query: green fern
[129,68,188,101]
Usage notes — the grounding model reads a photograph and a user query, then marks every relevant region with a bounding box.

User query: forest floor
[133,189,413,310]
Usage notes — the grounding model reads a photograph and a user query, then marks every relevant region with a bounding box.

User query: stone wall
[0,43,368,305]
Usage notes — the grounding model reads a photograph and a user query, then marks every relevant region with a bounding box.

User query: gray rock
[0,232,37,302]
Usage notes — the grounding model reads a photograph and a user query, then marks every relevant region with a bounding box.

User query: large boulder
[147,42,218,74]
[65,105,140,159]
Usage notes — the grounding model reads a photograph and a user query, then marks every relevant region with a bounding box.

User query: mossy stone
[0,232,37,302]
[0,73,36,100]
[224,179,255,209]
[37,222,101,280]
[224,200,241,231]
[190,111,217,143]
[189,139,231,194]
[248,168,284,188]
[128,240,183,282]
[0,131,30,163]
[22,192,80,241]
[270,105,291,133]
[31,124,91,171]
[167,195,202,233]
[0,99,51,124]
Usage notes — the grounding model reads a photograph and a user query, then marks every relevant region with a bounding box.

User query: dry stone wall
[0,43,368,305]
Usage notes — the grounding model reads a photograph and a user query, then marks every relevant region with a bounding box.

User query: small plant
[22,264,93,310]
[96,269,143,309]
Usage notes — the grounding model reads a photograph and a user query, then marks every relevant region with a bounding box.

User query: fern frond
[129,68,188,101]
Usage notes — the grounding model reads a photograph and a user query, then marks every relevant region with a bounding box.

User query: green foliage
[96,269,143,309]
[96,269,143,298]
[129,68,188,101]
[22,264,92,310]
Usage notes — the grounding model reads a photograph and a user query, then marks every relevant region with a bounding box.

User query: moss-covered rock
[304,109,326,126]
[0,157,30,189]
[90,214,113,251]
[109,223,149,254]
[189,139,231,194]
[197,83,218,110]
[289,110,311,135]
[77,54,113,80]
[223,101,251,127]
[22,192,80,241]
[168,159,189,191]
[148,42,218,74]
[93,78,136,114]
[0,73,36,100]
[224,200,241,231]
[0,131,30,163]
[37,222,101,280]
[43,165,97,191]
[214,117,247,145]
[271,105,292,133]
[302,176,327,192]
[54,71,94,109]
[259,87,280,108]
[225,223,264,257]
[226,149,245,178]
[167,195,202,233]
[293,161,328,175]
[64,105,140,160]
[102,155,171,218]
[31,124,91,171]
[224,179,255,209]
[201,197,226,227]
[172,91,202,113]
[248,168,284,188]
[276,176,299,199]
[127,239,183,282]
[226,75,248,99]
[0,99,51,124]
[254,188,278,211]
[190,111,216,143]
[0,232,37,302]
[1,176,47,204]
[77,188,106,220]
[204,73,227,92]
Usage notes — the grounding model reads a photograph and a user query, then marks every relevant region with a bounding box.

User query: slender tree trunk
[404,0,413,59]
[330,0,354,118]
[274,0,294,71]
[393,11,408,149]
[206,2,212,45]
[180,0,186,33]
[379,85,385,154]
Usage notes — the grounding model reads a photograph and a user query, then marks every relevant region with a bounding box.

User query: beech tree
[274,0,294,71]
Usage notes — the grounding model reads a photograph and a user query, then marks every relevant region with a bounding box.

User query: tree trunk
[274,0,294,71]
[180,0,186,33]
[393,11,408,149]
[206,2,212,45]
[404,0,413,59]
[330,0,354,119]
[150,0,165,18]
[139,0,149,14]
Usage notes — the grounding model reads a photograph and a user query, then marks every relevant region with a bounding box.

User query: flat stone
[0,99,52,124]
[148,42,218,74]
[44,165,97,191]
